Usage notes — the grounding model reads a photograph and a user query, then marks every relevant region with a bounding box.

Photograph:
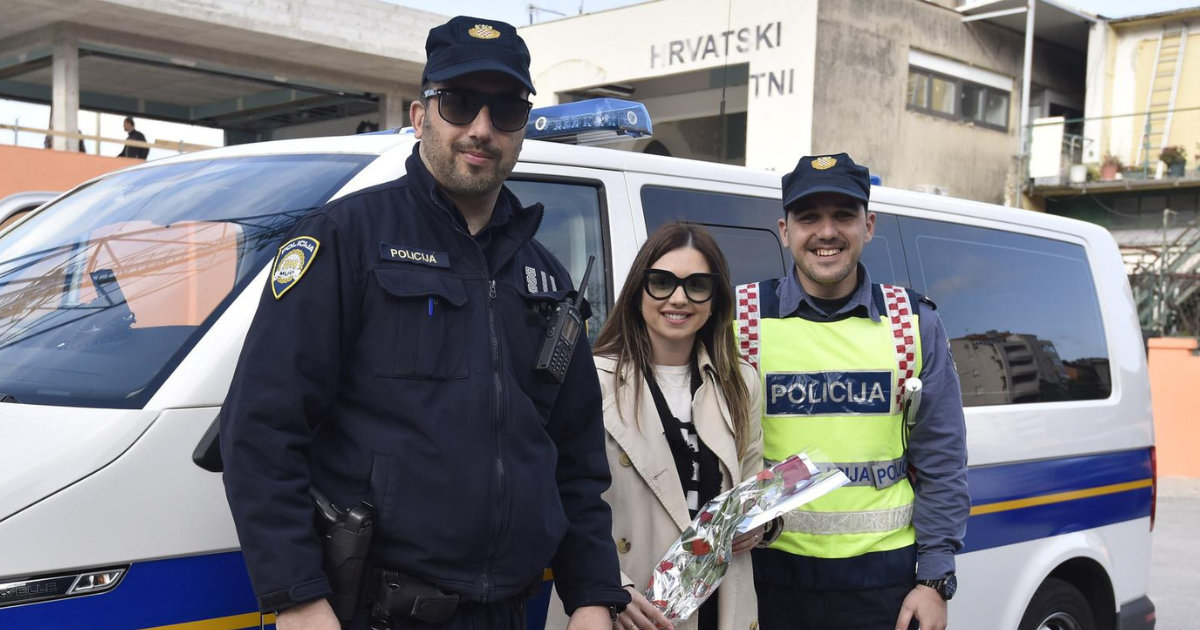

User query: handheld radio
[535,255,595,384]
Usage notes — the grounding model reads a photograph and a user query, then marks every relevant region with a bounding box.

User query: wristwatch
[917,574,957,601]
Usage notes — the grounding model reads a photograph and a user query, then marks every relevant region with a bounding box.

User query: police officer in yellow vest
[735,154,968,630]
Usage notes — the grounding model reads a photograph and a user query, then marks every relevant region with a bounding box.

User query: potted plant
[1100,154,1123,181]
[1194,143,1200,176]
[1160,145,1187,178]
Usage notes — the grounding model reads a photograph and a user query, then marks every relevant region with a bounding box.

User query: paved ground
[1148,477,1200,630]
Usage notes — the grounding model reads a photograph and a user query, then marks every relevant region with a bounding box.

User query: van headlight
[0,567,126,608]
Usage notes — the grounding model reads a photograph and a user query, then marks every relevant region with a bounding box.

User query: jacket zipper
[440,204,506,602]
[431,188,545,602]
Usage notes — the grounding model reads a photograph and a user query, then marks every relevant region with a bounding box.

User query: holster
[370,570,460,627]
[310,487,375,624]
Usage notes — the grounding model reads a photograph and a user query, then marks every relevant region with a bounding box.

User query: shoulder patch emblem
[469,24,500,39]
[812,156,837,170]
[272,236,320,299]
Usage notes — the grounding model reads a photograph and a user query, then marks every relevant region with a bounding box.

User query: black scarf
[644,361,723,519]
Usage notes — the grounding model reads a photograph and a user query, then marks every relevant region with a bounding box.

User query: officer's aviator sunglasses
[643,269,718,303]
[421,88,533,133]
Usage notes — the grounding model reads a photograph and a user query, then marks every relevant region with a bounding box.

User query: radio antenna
[716,0,734,164]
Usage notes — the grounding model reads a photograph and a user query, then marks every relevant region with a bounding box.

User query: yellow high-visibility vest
[735,280,922,559]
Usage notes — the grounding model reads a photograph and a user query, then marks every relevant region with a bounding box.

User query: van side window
[506,179,609,342]
[899,217,1111,406]
[641,186,907,287]
[641,186,787,286]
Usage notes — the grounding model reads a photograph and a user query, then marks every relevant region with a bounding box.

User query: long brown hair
[593,222,753,458]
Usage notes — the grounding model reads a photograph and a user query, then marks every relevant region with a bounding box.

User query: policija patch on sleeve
[271,236,320,299]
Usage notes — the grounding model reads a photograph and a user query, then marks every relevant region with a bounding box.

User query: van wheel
[1017,578,1097,630]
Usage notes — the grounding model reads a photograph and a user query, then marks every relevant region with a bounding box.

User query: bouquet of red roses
[643,451,848,622]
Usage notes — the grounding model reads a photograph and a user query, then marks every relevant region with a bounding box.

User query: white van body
[0,132,1155,630]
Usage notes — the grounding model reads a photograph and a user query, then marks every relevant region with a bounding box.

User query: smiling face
[778,191,875,299]
[640,246,713,365]
[410,72,527,200]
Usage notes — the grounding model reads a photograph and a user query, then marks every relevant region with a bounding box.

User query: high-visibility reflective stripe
[782,504,914,535]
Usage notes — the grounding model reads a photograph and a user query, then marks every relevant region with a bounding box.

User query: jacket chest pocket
[370,269,469,380]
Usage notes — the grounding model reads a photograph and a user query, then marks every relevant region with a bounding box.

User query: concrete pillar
[51,36,79,152]
[380,91,409,130]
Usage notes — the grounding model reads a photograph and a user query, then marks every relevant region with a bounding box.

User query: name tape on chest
[765,370,893,417]
[380,244,449,268]
[271,236,320,299]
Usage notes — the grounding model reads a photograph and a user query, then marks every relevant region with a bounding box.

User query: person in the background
[117,117,149,159]
[547,222,768,630]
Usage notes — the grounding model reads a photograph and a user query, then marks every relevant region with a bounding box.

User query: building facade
[520,0,1088,205]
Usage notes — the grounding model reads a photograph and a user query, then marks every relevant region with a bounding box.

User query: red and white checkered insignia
[882,285,916,408]
[735,283,761,371]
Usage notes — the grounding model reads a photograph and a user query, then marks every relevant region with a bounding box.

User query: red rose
[690,539,713,555]
[658,560,674,572]
[778,456,812,487]
[698,510,714,524]
[756,469,775,482]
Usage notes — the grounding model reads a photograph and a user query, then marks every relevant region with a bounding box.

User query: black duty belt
[369,569,461,627]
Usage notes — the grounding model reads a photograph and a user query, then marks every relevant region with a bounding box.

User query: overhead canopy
[958,0,1096,52]
[0,0,446,133]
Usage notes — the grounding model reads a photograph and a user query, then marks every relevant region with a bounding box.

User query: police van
[0,100,1155,630]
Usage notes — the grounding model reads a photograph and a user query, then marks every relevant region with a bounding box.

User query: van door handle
[192,416,223,473]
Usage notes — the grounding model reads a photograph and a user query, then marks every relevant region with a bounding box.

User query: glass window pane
[961,84,983,122]
[506,180,609,343]
[701,226,787,287]
[639,186,791,287]
[984,91,1009,127]
[0,155,372,408]
[929,77,957,115]
[907,71,930,109]
[901,218,1111,406]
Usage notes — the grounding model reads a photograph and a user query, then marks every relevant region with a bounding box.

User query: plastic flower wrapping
[644,451,849,622]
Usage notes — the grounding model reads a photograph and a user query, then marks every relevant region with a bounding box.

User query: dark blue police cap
[782,153,871,210]
[423,16,536,95]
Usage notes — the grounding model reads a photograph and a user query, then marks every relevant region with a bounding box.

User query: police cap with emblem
[423,16,536,95]
[782,152,872,210]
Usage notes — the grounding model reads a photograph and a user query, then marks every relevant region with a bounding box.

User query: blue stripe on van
[0,551,259,630]
[962,448,1153,553]
[0,450,1154,629]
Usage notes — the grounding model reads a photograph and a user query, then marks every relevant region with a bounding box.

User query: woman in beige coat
[548,223,767,630]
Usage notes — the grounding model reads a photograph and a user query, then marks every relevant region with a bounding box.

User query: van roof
[124,132,1114,246]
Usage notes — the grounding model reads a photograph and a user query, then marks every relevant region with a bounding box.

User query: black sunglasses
[643,269,719,303]
[421,88,533,133]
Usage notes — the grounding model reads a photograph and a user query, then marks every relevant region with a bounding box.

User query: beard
[420,118,522,199]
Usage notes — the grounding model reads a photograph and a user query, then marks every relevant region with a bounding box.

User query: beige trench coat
[546,348,764,630]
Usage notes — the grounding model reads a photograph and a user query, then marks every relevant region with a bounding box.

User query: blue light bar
[527,98,653,146]
[870,175,882,186]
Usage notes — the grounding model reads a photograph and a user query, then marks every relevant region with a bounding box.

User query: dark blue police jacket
[220,144,627,615]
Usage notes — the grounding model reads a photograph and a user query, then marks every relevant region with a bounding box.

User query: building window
[907,67,1010,131]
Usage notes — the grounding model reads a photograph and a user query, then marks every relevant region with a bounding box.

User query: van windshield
[0,154,372,408]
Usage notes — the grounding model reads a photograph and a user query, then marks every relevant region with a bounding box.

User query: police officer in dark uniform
[219,16,630,630]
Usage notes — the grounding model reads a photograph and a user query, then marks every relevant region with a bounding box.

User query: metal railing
[1,123,218,156]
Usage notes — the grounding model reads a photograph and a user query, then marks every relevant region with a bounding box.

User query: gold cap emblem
[468,24,500,40]
[812,156,837,170]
